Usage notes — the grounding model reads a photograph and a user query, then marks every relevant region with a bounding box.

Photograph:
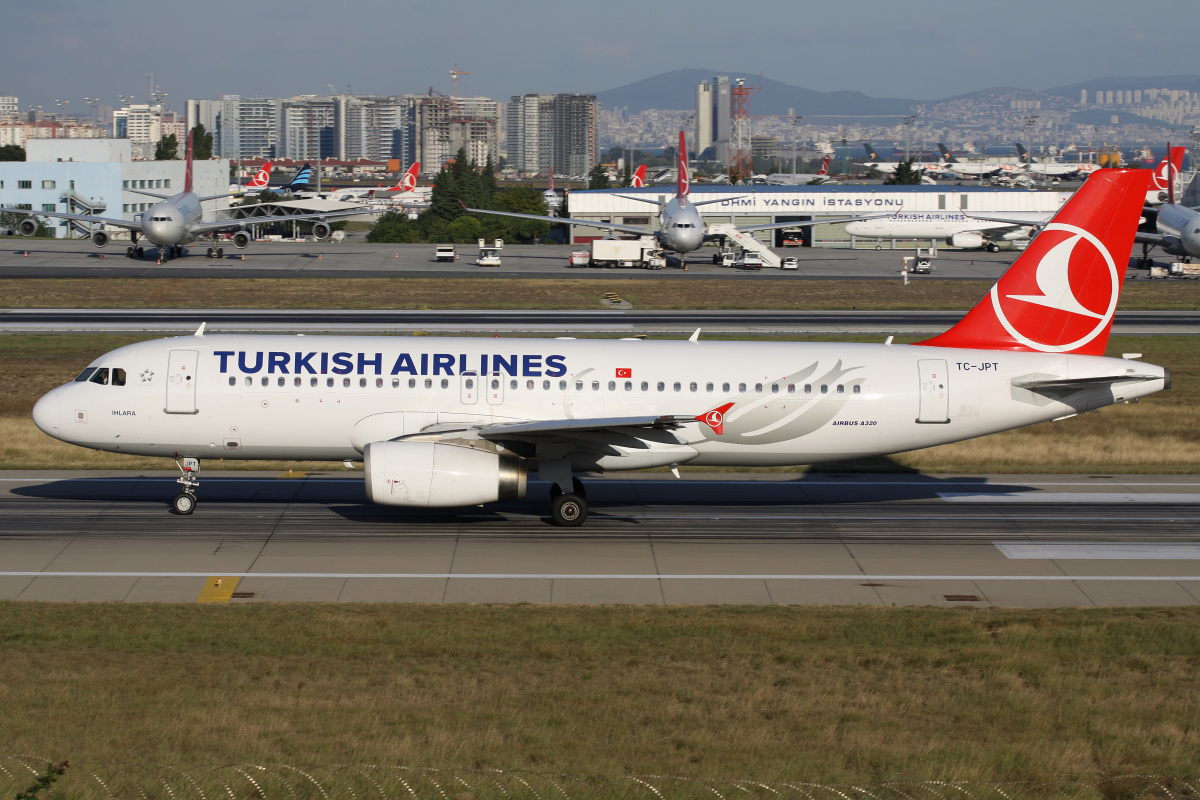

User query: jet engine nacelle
[364,440,527,508]
[1161,236,1187,257]
[311,221,332,241]
[91,230,110,248]
[18,218,38,237]
[232,230,252,250]
[948,232,984,249]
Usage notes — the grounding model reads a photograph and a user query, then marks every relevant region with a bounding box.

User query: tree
[621,159,632,187]
[0,144,25,161]
[154,133,179,161]
[190,123,214,160]
[886,158,922,185]
[366,210,421,243]
[487,186,549,243]
[587,163,611,190]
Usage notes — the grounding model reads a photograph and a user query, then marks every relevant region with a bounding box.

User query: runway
[3,471,1198,606]
[3,308,1196,334]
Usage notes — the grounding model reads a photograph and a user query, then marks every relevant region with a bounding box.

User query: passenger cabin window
[229,377,236,386]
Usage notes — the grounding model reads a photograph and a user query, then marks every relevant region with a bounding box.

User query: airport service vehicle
[0,135,377,260]
[569,251,591,267]
[734,251,764,270]
[780,256,799,270]
[31,171,1165,527]
[434,245,457,262]
[476,238,503,267]
[465,132,885,258]
[588,238,665,269]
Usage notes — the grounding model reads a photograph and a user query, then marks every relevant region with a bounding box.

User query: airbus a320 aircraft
[33,170,1167,526]
[464,131,885,257]
[332,162,422,202]
[1,133,381,260]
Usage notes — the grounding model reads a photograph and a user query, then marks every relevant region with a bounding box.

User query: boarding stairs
[59,191,108,239]
[705,223,782,268]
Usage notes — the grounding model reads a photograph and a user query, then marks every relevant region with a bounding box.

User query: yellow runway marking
[197,576,240,603]
[276,470,307,479]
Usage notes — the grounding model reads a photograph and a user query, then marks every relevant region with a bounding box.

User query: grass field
[2,333,1196,472]
[1,604,1198,786]
[2,277,1200,310]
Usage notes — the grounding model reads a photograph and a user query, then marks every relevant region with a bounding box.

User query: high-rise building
[695,82,713,156]
[0,94,18,124]
[506,93,597,177]
[712,75,731,166]
[219,96,281,160]
[415,94,499,169]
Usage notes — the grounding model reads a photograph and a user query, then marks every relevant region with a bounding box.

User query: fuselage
[657,196,706,253]
[1155,203,1200,257]
[141,191,204,247]
[33,334,1166,471]
[845,211,1044,242]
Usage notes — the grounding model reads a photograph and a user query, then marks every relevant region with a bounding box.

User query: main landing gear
[126,245,145,258]
[172,457,200,515]
[205,246,225,259]
[549,477,588,527]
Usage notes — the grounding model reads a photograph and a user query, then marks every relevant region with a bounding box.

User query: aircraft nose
[32,389,60,436]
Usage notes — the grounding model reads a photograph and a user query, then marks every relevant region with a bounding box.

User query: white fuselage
[844,211,1046,244]
[1155,204,1200,257]
[657,197,707,253]
[33,334,1165,471]
[140,192,204,247]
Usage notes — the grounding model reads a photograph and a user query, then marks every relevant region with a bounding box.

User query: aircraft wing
[965,212,1052,227]
[733,212,894,233]
[461,205,656,237]
[0,205,142,231]
[1134,231,1170,246]
[126,189,173,200]
[477,415,698,438]
[190,207,386,234]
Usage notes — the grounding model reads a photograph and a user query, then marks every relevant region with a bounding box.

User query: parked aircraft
[937,144,1020,179]
[0,134,381,260]
[844,207,1054,252]
[630,164,648,188]
[31,170,1166,526]
[1136,146,1199,265]
[861,144,948,178]
[1014,144,1082,180]
[765,155,834,185]
[278,163,315,194]
[229,162,273,194]
[464,132,884,256]
[332,162,422,202]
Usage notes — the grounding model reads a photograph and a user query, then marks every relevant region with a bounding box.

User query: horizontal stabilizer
[1013,373,1164,392]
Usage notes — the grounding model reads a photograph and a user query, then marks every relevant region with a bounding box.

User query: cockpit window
[112,368,126,386]
[88,368,110,385]
[74,367,98,382]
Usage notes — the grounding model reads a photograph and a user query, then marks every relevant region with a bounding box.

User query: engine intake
[91,230,110,248]
[364,441,527,508]
[232,230,251,250]
[18,218,38,237]
[311,221,332,241]
[948,232,984,249]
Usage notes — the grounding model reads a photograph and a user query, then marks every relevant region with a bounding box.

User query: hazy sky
[5,0,1195,115]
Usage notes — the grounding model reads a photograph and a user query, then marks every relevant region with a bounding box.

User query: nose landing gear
[172,457,200,515]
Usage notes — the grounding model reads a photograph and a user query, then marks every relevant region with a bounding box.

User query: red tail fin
[677,130,689,198]
[916,169,1151,356]
[631,164,647,188]
[401,161,420,192]
[817,155,830,176]
[246,161,272,190]
[1152,144,1185,196]
[183,128,194,194]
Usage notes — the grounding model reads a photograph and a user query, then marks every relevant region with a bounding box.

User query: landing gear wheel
[551,493,587,527]
[172,492,196,515]
[135,246,144,258]
[217,247,224,259]
[875,244,882,250]
[126,246,134,257]
[987,243,1000,253]
[206,247,214,258]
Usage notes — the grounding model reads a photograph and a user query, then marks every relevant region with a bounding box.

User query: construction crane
[450,65,470,98]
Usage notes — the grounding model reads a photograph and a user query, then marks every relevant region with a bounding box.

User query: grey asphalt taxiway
[3,471,1198,606]
[2,238,1026,280]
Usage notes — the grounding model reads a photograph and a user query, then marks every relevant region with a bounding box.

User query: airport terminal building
[567,184,1071,247]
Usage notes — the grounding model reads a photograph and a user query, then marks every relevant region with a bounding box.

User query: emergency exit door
[917,359,949,424]
[165,349,198,414]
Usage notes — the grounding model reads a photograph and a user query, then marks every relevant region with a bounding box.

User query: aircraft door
[916,359,949,424]
[165,349,199,414]
[460,372,478,405]
[486,373,505,406]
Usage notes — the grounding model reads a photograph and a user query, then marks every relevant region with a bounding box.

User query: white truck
[434,245,457,262]
[589,238,665,269]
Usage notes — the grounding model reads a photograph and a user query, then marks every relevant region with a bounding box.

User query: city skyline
[4,0,1196,118]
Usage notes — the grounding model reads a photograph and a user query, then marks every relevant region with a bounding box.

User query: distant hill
[593,69,921,118]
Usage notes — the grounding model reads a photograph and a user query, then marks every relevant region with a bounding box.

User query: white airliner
[332,162,422,203]
[765,155,834,185]
[844,209,1053,252]
[465,132,884,257]
[1135,145,1200,265]
[0,132,381,260]
[861,144,948,178]
[32,170,1167,526]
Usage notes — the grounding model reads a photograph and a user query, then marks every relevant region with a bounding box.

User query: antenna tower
[729,78,759,183]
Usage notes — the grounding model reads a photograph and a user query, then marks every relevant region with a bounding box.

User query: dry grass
[1,605,1198,783]
[2,277,1198,310]
[2,334,1196,472]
